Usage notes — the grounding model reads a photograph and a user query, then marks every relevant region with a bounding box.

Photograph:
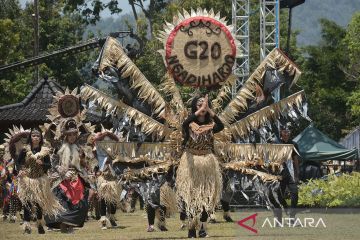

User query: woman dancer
[16,127,62,234]
[176,95,224,238]
[45,119,89,233]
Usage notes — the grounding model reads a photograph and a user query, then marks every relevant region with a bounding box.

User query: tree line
[0,0,359,140]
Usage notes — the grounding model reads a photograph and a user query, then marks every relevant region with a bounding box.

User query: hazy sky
[18,0,360,46]
[18,0,142,16]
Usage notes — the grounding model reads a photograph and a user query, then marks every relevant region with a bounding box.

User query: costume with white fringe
[45,138,89,229]
[42,89,95,230]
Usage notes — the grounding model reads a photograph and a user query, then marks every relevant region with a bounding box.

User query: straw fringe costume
[81,8,308,238]
[97,172,121,207]
[17,143,63,234]
[17,146,62,217]
[97,170,121,229]
[118,160,177,232]
[176,115,223,219]
[42,89,95,231]
[97,165,121,229]
[93,131,122,229]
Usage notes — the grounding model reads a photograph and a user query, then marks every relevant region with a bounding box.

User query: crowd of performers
[0,94,300,238]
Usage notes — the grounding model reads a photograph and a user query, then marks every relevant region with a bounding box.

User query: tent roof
[293,125,358,161]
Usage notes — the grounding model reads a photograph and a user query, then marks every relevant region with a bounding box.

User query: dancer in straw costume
[16,127,63,234]
[43,88,95,233]
[94,129,122,229]
[176,94,223,238]
[45,119,90,233]
[81,8,306,239]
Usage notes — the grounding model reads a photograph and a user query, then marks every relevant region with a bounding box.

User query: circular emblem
[58,95,80,118]
[164,13,237,88]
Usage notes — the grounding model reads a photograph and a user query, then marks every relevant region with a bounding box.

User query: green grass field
[1,208,359,240]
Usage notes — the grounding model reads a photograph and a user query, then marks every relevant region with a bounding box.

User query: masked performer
[45,119,89,233]
[16,127,62,234]
[176,94,224,238]
[94,131,122,230]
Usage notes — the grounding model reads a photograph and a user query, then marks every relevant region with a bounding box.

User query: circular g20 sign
[164,13,237,88]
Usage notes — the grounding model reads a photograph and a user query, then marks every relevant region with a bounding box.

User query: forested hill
[293,0,360,45]
[85,0,360,47]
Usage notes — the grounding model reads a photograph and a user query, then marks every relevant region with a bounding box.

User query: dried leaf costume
[94,129,122,229]
[176,113,223,218]
[43,89,95,230]
[82,8,309,237]
[15,127,63,234]
[97,141,177,231]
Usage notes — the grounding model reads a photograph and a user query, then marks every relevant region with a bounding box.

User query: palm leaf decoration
[82,9,307,185]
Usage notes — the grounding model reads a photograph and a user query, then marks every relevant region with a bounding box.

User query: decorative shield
[160,9,240,88]
[58,95,80,118]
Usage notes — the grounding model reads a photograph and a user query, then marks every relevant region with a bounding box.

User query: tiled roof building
[0,78,107,136]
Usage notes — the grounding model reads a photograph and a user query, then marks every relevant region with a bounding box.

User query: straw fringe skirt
[176,151,222,217]
[160,182,177,216]
[18,175,63,217]
[97,176,122,205]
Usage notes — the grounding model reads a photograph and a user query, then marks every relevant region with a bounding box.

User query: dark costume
[142,168,176,232]
[176,113,224,237]
[272,139,299,221]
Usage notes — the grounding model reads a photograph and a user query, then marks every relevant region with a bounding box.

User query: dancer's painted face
[280,130,291,143]
[66,132,78,144]
[31,133,41,146]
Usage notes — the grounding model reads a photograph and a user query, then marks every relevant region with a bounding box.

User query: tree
[22,1,97,88]
[63,0,122,24]
[0,0,33,105]
[344,12,360,125]
[299,19,357,140]
[128,0,167,39]
[0,0,98,106]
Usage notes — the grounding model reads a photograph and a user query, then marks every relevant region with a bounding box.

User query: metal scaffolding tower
[259,0,280,61]
[260,0,280,103]
[232,0,250,95]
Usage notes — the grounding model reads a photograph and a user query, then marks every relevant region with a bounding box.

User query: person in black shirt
[176,94,224,238]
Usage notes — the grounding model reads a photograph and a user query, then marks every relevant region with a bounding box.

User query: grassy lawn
[1,208,359,240]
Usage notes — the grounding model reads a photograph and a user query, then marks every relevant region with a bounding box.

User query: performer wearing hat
[45,119,89,233]
[176,94,224,238]
[16,127,62,234]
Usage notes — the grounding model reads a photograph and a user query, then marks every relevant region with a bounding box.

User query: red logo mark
[237,213,258,234]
